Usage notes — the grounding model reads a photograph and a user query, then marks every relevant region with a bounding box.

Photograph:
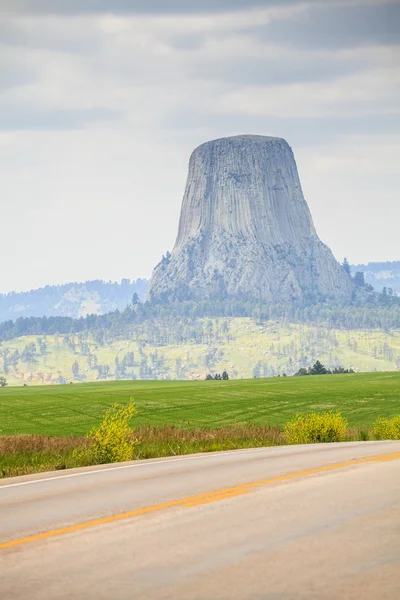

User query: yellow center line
[1,451,399,551]
[181,489,252,507]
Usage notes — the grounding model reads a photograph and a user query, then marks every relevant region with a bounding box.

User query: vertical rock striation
[148,135,353,303]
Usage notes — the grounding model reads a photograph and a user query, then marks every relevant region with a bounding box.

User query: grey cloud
[0,107,120,130]
[0,1,397,133]
[88,20,388,88]
[165,33,207,52]
[0,19,105,55]
[184,53,371,87]
[87,48,367,89]
[249,2,400,49]
[2,0,309,15]
[165,109,400,148]
[0,62,37,90]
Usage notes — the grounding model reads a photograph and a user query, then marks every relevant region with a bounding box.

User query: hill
[0,318,399,386]
[0,279,148,322]
[0,372,398,436]
[351,261,400,293]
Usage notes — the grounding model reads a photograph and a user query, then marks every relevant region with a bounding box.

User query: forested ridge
[0,293,399,344]
[1,260,398,325]
[1,262,399,345]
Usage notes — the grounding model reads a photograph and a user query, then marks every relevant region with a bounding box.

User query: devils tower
[148,135,353,303]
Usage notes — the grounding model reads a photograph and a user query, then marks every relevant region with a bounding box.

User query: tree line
[0,285,399,343]
[294,360,354,376]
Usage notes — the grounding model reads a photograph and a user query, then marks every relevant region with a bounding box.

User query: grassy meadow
[1,372,399,436]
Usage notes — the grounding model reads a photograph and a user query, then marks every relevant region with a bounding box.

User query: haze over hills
[0,279,148,322]
[0,262,399,325]
[350,262,400,295]
[0,261,399,324]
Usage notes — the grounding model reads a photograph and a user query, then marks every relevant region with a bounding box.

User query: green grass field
[0,372,399,436]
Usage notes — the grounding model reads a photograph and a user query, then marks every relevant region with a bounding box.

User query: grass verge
[0,424,373,479]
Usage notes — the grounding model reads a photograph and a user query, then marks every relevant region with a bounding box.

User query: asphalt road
[1,441,400,599]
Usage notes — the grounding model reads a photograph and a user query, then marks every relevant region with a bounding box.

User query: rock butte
[148,135,353,303]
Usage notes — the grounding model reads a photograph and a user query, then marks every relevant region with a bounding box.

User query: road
[1,441,400,599]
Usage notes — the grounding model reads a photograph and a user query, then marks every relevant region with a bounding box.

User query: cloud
[1,4,397,132]
[0,107,119,130]
[210,66,400,119]
[1,2,398,134]
[297,132,400,263]
[2,0,311,16]
[164,110,400,150]
[0,58,37,91]
[250,2,400,50]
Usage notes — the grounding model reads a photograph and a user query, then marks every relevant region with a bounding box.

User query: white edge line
[0,441,395,490]
[0,447,269,489]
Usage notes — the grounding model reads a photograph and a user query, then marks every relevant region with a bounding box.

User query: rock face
[148,135,353,303]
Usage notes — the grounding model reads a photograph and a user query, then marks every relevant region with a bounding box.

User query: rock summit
[148,135,353,303]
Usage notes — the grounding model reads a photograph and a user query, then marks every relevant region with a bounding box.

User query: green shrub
[88,399,137,464]
[373,415,400,440]
[284,411,348,444]
[359,428,370,441]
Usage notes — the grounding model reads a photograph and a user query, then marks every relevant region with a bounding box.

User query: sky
[1,0,399,293]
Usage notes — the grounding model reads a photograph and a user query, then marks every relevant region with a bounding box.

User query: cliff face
[148,135,353,303]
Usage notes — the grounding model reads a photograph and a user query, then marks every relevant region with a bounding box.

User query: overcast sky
[1,0,399,293]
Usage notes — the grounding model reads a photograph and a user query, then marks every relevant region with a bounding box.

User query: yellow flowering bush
[373,415,400,440]
[284,411,348,444]
[89,399,137,464]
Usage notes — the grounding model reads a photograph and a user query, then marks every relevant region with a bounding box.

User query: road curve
[1,441,400,599]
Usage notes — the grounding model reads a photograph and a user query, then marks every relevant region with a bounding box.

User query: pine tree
[294,367,308,376]
[354,272,365,288]
[131,293,140,306]
[342,258,351,276]
[115,356,121,380]
[72,360,80,379]
[310,360,327,375]
[124,351,135,367]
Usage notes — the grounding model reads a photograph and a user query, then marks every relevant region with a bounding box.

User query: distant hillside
[0,318,399,385]
[351,261,400,293]
[0,260,398,324]
[0,279,149,322]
